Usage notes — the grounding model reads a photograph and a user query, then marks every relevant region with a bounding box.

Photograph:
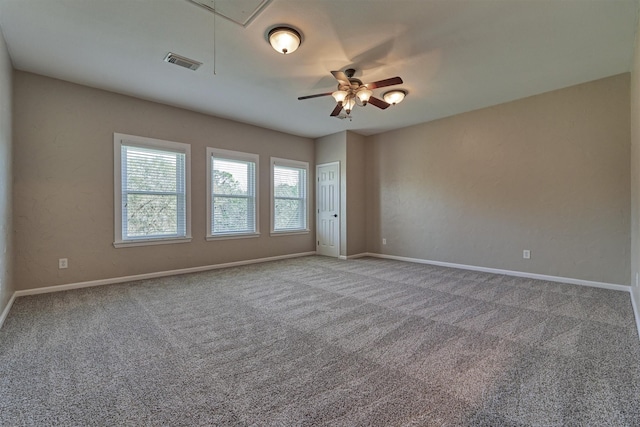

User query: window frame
[206,147,260,240]
[113,133,192,248]
[270,157,310,235]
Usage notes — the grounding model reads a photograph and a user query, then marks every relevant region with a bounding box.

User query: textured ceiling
[0,0,638,138]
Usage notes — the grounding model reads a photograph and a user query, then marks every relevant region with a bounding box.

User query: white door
[316,162,340,257]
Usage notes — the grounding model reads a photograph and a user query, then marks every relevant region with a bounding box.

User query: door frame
[316,161,340,257]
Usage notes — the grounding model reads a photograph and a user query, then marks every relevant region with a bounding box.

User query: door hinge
[317,241,319,245]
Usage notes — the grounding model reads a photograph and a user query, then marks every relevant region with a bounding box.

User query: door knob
[333,214,338,217]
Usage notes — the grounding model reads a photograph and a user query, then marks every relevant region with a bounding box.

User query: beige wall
[0,29,13,311]
[346,131,367,256]
[631,17,640,298]
[9,69,633,290]
[13,72,315,290]
[366,74,630,285]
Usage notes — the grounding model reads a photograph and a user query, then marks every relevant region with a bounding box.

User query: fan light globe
[383,90,407,105]
[356,88,373,105]
[343,96,356,113]
[268,27,301,54]
[332,90,348,104]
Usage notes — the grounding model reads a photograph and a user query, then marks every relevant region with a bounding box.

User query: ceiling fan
[298,69,404,119]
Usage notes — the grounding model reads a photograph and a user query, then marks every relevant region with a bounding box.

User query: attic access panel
[186,0,272,27]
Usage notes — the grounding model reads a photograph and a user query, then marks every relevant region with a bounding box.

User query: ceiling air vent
[163,53,202,71]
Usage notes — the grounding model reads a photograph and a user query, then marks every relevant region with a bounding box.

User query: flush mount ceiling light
[383,89,407,105]
[267,26,302,54]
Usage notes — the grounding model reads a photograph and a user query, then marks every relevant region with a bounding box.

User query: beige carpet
[1,256,639,426]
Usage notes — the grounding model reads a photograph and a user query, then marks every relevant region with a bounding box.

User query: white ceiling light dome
[267,26,302,54]
[383,90,407,105]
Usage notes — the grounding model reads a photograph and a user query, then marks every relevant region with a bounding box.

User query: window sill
[270,229,310,237]
[113,237,192,248]
[206,232,260,241]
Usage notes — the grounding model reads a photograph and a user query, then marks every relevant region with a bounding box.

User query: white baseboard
[365,252,639,339]
[631,289,640,340]
[0,292,16,330]
[365,252,628,292]
[13,251,316,298]
[6,250,639,340]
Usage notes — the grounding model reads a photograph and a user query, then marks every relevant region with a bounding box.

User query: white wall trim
[631,290,640,340]
[365,252,629,291]
[363,252,639,340]
[0,293,16,330]
[6,251,639,340]
[13,252,316,298]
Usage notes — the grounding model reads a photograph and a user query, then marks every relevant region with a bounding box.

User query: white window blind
[114,134,191,247]
[272,159,308,232]
[209,151,257,236]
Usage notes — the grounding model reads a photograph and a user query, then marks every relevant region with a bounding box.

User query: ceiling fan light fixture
[383,89,407,105]
[356,88,373,105]
[343,96,356,114]
[267,26,302,54]
[298,69,405,119]
[332,90,348,104]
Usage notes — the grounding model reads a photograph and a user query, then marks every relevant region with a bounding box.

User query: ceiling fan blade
[330,104,343,116]
[298,92,334,100]
[368,96,390,110]
[365,76,403,90]
[331,70,351,86]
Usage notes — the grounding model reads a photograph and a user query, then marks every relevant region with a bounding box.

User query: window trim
[270,157,310,236]
[113,133,192,248]
[206,147,260,241]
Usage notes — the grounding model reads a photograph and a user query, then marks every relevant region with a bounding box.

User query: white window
[114,133,191,248]
[271,157,309,234]
[207,148,259,239]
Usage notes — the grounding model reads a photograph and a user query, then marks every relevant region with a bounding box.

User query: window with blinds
[114,134,191,247]
[207,148,259,239]
[271,158,309,233]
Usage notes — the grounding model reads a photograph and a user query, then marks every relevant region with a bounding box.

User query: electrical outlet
[58,258,68,269]
[523,250,530,259]
[382,238,387,245]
